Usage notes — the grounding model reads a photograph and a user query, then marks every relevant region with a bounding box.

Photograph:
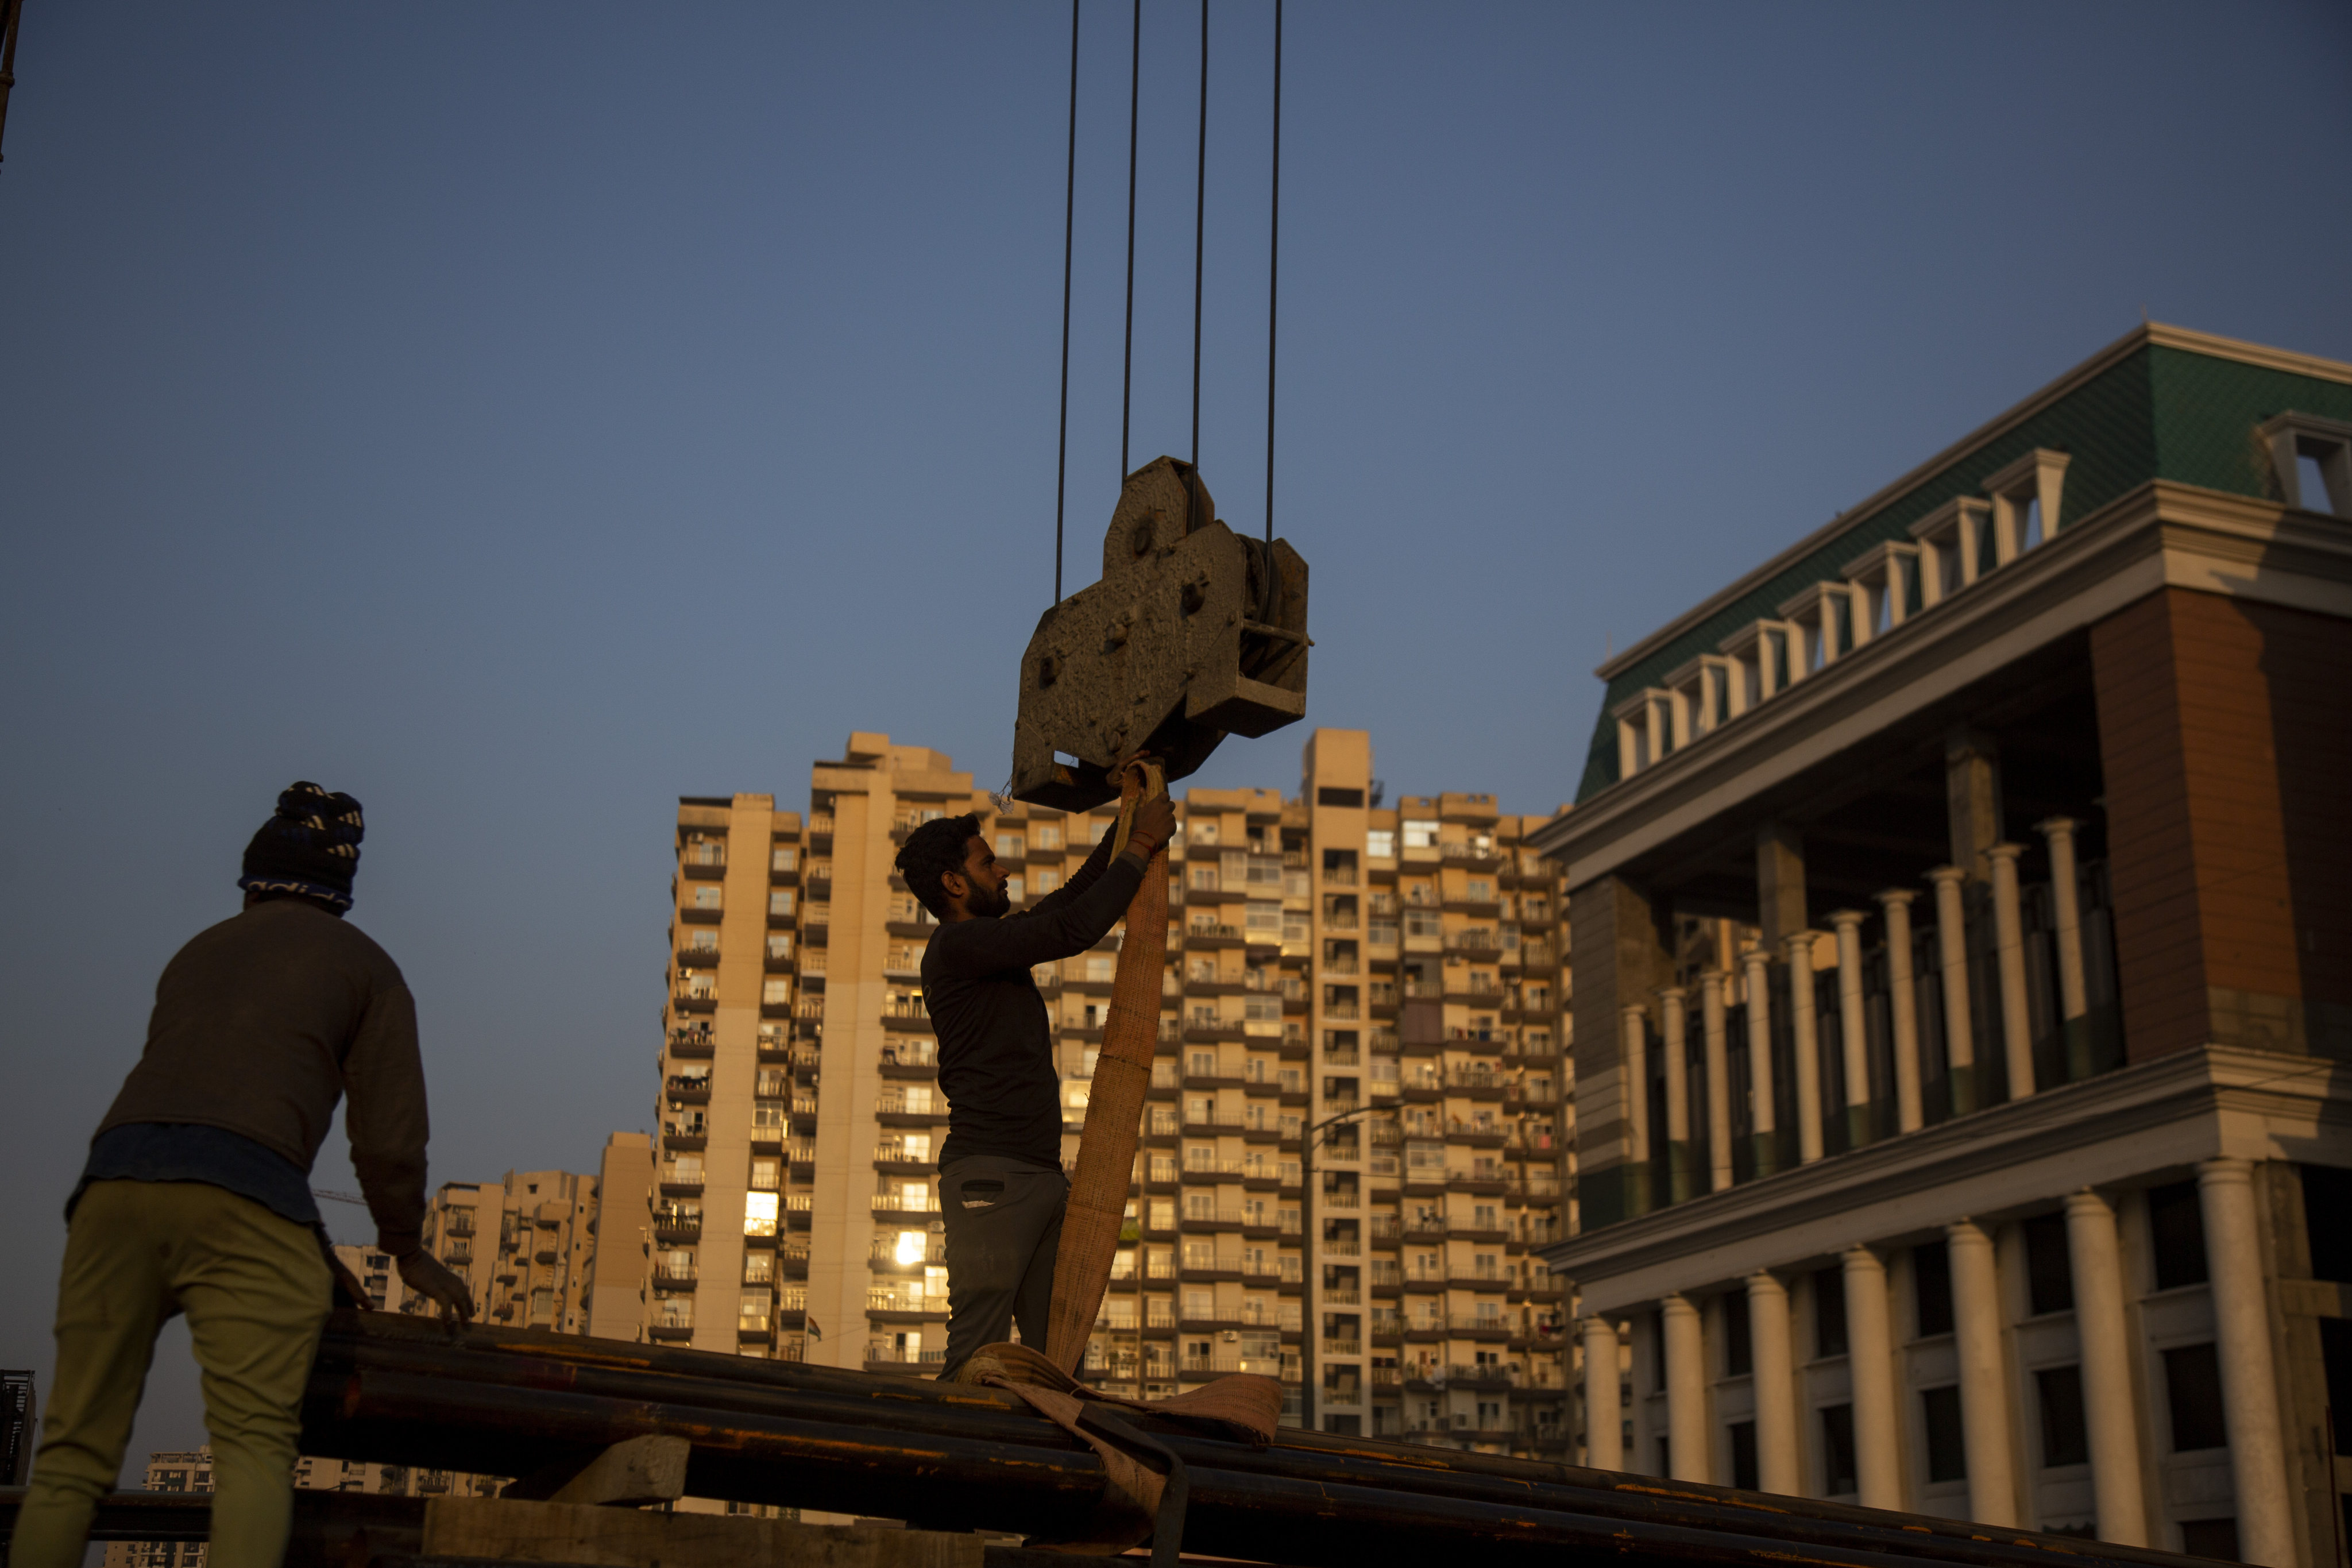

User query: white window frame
[1839,540,1920,641]
[1907,496,1992,606]
[1980,447,2071,559]
[2260,411,2352,517]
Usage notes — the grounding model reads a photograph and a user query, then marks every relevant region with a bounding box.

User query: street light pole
[1296,1102,1372,1434]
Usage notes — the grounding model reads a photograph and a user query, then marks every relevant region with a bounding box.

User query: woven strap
[1042,761,1168,1372]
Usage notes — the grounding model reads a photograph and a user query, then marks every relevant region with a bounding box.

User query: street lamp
[1296,1101,1374,1434]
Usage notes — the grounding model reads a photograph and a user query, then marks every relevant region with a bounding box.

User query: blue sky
[2,1,2346,1463]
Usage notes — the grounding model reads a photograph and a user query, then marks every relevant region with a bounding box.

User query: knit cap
[238,781,365,910]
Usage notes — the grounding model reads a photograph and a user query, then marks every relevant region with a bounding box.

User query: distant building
[418,1168,601,1330]
[630,729,1575,1451]
[1,1368,33,1485]
[99,1449,211,1568]
[1532,323,2351,1564]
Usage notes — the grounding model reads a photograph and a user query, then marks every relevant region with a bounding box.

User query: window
[1316,787,1364,808]
[2023,1212,2073,1315]
[2179,1520,2241,1563]
[1980,449,2070,562]
[1728,1421,1759,1491]
[769,890,795,917]
[1922,1386,1967,1482]
[688,930,720,952]
[1723,1289,1751,1376]
[1032,824,1062,851]
[2148,1180,2208,1289]
[995,834,1024,858]
[1820,1404,1857,1494]
[2165,1343,2227,1451]
[1401,820,1439,849]
[762,978,791,1005]
[771,845,797,872]
[692,886,723,910]
[2302,1165,2352,1281]
[749,1158,780,1190]
[1033,869,1059,895]
[1813,1268,1848,1357]
[1188,818,1218,845]
[743,1191,779,1237]
[1366,829,1395,859]
[2036,1365,2088,1466]
[766,933,793,960]
[1908,496,1991,604]
[1914,1240,1953,1336]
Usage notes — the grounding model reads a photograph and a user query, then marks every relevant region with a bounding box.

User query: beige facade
[633,729,1574,1452]
[418,1168,601,1332]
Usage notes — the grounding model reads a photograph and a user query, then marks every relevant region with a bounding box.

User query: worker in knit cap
[14,783,473,1568]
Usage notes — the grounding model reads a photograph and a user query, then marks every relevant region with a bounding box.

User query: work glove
[396,1249,477,1322]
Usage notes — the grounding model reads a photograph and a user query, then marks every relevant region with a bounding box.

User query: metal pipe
[293,1316,2219,1568]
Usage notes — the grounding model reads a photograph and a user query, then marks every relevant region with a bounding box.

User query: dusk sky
[2,1,2347,1465]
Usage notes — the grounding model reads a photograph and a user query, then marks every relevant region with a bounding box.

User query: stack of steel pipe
[304,1314,2202,1568]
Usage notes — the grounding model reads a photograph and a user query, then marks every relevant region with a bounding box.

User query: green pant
[14,1180,332,1568]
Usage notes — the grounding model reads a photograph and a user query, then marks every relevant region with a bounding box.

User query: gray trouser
[938,1156,1067,1377]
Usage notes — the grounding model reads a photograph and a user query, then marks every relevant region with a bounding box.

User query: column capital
[1619,1003,1651,1024]
[2063,1187,2114,1216]
[1744,1268,1786,1288]
[1826,909,1869,932]
[1696,970,1727,996]
[1740,946,1771,975]
[1945,1216,1991,1239]
[1839,1242,1884,1266]
[1782,929,1821,959]
[2035,816,2079,840]
[1654,984,1689,1001]
[1874,887,1918,910]
[1660,1291,1697,1311]
[1984,841,2027,866]
[1925,864,1968,889]
[2196,1156,2257,1186]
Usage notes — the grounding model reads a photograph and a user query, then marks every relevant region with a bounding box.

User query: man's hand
[396,1249,477,1323]
[1127,793,1177,857]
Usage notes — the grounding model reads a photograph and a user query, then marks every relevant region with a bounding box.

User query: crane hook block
[1010,456,1309,811]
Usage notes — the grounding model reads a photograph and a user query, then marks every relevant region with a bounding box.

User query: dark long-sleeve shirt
[926,829,1149,1171]
[90,897,431,1252]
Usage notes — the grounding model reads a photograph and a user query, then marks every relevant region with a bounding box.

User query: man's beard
[972,878,1013,918]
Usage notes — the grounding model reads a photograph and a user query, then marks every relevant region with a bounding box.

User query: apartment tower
[640,730,1575,1451]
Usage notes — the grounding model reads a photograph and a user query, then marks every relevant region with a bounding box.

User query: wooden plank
[422,1499,985,1568]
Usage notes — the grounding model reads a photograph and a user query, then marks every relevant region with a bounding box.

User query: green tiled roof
[1575,335,2352,804]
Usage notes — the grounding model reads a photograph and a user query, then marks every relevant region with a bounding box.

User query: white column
[1660,987,1691,1203]
[1663,1293,1710,1482]
[1876,890,1924,1133]
[1842,1246,1901,1510]
[2063,1189,2147,1545]
[1985,843,2036,1100]
[1829,910,1871,1145]
[1741,948,1778,1168]
[1928,867,1978,1114]
[1582,1315,1624,1470]
[1786,933,1824,1164]
[1747,1271,1801,1495]
[2196,1160,2297,1567]
[1946,1219,2018,1526]
[1700,971,1732,1192]
[1621,1005,1651,1168]
[2037,818,2088,1020]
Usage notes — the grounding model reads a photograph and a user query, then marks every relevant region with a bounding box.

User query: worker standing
[896,766,1173,1379]
[13,783,473,1568]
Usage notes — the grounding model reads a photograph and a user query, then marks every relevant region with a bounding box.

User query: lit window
[894,1230,926,1266]
[743,1191,779,1237]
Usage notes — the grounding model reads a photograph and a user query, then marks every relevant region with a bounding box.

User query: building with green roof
[1527,324,2351,1562]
